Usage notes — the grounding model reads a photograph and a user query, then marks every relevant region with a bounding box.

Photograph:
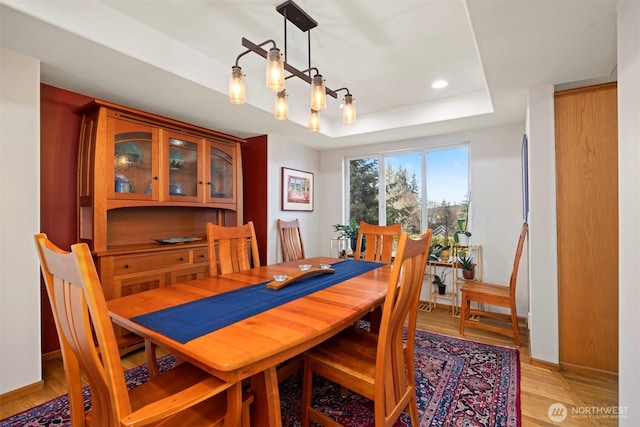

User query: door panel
[555,83,618,375]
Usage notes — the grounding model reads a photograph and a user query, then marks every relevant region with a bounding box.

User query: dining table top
[107,256,391,426]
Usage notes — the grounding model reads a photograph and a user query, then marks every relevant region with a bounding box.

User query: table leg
[369,306,382,333]
[249,367,282,427]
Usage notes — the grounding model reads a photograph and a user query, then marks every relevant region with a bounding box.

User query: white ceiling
[0,0,618,150]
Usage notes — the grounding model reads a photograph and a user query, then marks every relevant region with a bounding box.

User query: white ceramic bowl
[298,264,312,271]
[319,264,332,270]
[273,274,288,282]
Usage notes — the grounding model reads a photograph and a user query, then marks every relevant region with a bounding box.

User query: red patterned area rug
[0,330,520,427]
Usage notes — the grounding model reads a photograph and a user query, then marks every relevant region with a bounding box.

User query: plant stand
[424,244,483,317]
[424,260,458,316]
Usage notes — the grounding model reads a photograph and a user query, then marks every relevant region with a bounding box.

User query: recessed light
[432,80,448,89]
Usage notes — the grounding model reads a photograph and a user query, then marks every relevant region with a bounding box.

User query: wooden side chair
[301,231,430,427]
[206,221,260,276]
[459,222,528,346]
[353,221,402,330]
[34,233,252,427]
[277,218,305,261]
[354,221,402,264]
[273,218,306,381]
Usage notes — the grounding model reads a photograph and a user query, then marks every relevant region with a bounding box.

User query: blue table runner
[131,259,383,343]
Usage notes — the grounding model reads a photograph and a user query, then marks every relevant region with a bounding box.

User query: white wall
[0,48,42,394]
[266,135,323,265]
[617,0,640,424]
[526,84,559,364]
[318,123,528,315]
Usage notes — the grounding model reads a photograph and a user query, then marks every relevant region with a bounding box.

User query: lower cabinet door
[117,272,167,297]
[170,264,210,284]
[112,272,167,341]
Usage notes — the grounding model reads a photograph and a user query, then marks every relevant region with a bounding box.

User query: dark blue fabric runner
[131,259,383,343]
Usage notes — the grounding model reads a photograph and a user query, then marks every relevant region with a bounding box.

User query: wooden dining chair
[34,233,252,427]
[206,221,260,276]
[354,221,402,264]
[459,222,528,346]
[273,218,306,381]
[301,231,430,427]
[353,221,402,330]
[277,218,305,261]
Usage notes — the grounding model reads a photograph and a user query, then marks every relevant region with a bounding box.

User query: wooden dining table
[107,256,391,427]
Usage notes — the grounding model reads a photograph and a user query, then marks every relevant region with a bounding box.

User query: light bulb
[266,48,285,92]
[342,94,356,124]
[308,109,320,132]
[274,90,288,120]
[229,66,246,105]
[310,74,327,111]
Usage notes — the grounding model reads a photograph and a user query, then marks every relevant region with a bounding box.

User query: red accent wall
[40,85,92,354]
[242,135,268,266]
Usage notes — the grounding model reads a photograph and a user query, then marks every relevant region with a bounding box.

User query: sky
[384,147,468,205]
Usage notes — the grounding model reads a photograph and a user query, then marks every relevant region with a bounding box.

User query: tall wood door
[555,82,618,376]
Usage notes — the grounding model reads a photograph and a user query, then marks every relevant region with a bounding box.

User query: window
[346,146,469,240]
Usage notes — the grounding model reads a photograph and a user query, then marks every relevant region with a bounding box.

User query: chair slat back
[277,219,305,261]
[374,231,430,418]
[354,221,402,264]
[405,229,432,362]
[509,222,529,300]
[207,221,260,276]
[35,233,131,426]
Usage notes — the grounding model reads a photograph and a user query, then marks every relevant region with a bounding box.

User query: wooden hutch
[76,100,244,345]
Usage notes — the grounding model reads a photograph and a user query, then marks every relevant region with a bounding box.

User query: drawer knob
[199,254,205,258]
[124,264,129,269]
[198,181,203,184]
[153,176,158,180]
[179,257,185,261]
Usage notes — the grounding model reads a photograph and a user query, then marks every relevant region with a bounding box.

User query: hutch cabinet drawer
[113,250,191,274]
[193,248,209,264]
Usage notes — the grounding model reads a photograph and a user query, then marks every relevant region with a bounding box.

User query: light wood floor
[1,307,618,426]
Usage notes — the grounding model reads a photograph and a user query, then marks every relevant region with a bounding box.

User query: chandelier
[228,0,356,132]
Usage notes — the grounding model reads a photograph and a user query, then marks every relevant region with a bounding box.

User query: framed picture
[282,167,314,211]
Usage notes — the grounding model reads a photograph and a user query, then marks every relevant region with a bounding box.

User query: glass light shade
[266,48,285,92]
[342,94,356,124]
[274,90,288,120]
[229,66,246,105]
[308,109,320,132]
[310,74,327,111]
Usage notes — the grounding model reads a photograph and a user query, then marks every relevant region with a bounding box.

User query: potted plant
[428,243,442,261]
[453,218,472,246]
[439,245,451,261]
[458,253,475,280]
[432,270,448,295]
[332,218,362,252]
[454,193,472,246]
[429,242,451,262]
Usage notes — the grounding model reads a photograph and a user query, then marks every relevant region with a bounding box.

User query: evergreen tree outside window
[348,157,379,224]
[346,146,468,240]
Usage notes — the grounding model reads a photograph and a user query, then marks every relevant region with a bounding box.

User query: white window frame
[343,144,470,232]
